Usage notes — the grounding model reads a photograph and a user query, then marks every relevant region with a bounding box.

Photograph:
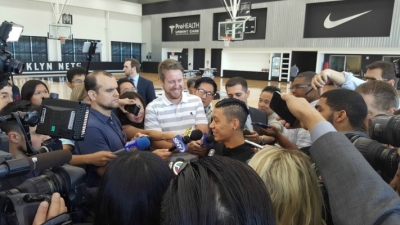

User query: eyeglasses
[289,84,312,90]
[363,77,388,81]
[71,79,84,84]
[197,88,215,98]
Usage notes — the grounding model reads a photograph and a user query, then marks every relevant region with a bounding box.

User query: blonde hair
[248,147,325,225]
[70,84,88,102]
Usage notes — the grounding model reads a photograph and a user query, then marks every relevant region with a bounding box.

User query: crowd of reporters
[1,58,400,225]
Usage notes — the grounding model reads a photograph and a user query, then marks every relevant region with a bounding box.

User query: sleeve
[195,100,208,125]
[310,131,400,225]
[75,126,110,155]
[338,71,365,90]
[293,128,312,149]
[146,81,157,104]
[144,102,162,131]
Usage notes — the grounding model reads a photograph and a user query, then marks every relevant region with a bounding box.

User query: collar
[161,92,189,106]
[223,142,251,154]
[90,108,113,124]
[205,104,212,111]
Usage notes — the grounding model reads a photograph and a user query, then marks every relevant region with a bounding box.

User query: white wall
[205,48,211,68]
[0,0,142,62]
[141,16,152,62]
[161,48,183,61]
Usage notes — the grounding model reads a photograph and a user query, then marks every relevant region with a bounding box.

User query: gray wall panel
[149,0,400,59]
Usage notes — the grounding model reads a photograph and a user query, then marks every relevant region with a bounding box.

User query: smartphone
[251,122,271,129]
[269,91,297,126]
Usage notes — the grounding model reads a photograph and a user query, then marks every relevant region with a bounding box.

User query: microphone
[201,134,214,147]
[113,137,151,155]
[0,150,72,179]
[207,149,216,156]
[169,129,204,152]
[243,129,252,136]
[244,140,264,149]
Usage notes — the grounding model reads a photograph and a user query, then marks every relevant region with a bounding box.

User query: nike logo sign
[323,10,371,29]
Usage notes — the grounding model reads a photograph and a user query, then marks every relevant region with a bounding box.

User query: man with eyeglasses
[311,61,398,91]
[66,66,86,90]
[283,71,321,148]
[193,77,217,125]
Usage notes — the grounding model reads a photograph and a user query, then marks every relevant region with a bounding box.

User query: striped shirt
[145,93,208,134]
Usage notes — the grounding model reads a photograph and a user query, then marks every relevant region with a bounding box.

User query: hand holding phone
[269,91,298,127]
[251,122,271,129]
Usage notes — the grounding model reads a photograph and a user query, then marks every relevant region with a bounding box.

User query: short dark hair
[194,77,217,94]
[262,86,280,94]
[0,100,38,134]
[95,151,174,225]
[117,79,135,94]
[366,61,398,87]
[161,156,275,225]
[225,77,248,91]
[187,77,197,89]
[66,67,86,82]
[295,71,317,83]
[125,58,141,73]
[215,98,249,129]
[158,59,184,81]
[116,92,146,127]
[321,89,367,131]
[84,70,113,93]
[355,81,399,111]
[21,80,49,103]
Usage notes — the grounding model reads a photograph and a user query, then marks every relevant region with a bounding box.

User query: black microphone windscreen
[183,136,191,144]
[205,135,214,143]
[28,150,72,172]
[190,130,203,141]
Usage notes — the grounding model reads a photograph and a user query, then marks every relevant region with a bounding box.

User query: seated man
[354,81,399,128]
[315,89,367,133]
[210,98,254,163]
[312,61,398,91]
[66,66,86,90]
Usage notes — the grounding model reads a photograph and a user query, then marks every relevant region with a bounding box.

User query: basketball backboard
[218,20,245,41]
[48,24,72,40]
[221,0,252,21]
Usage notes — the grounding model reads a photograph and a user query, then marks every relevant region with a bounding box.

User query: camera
[124,104,141,116]
[0,164,86,225]
[368,114,400,147]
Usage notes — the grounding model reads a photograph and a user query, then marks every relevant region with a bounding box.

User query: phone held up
[269,91,298,127]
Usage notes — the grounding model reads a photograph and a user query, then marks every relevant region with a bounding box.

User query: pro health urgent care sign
[162,15,200,41]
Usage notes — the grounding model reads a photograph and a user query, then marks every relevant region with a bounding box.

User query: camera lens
[369,115,400,147]
[5,59,24,74]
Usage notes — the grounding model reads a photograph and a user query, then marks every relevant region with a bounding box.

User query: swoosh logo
[323,10,371,29]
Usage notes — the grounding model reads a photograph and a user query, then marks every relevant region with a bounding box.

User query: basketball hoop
[222,36,232,47]
[59,36,66,45]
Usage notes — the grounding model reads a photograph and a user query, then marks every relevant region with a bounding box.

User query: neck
[335,123,355,132]
[166,94,183,105]
[10,147,27,159]
[129,73,138,79]
[224,132,245,148]
[91,103,112,117]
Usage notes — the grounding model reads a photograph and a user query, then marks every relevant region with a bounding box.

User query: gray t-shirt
[290,66,299,77]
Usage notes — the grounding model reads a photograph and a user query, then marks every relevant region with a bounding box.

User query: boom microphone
[0,150,72,179]
[113,137,151,155]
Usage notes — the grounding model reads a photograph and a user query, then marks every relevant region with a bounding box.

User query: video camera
[0,98,91,225]
[0,21,25,89]
[347,114,400,178]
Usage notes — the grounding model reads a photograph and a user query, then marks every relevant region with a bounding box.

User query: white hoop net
[59,36,66,45]
[223,36,232,47]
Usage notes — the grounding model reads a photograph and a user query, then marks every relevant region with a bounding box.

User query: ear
[7,131,20,144]
[87,90,97,101]
[246,89,250,95]
[66,82,72,88]
[387,107,397,115]
[335,110,347,123]
[232,118,240,130]
[388,79,395,87]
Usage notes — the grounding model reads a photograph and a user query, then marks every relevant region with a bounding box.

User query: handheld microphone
[0,150,72,179]
[202,134,214,147]
[113,137,151,155]
[207,149,216,156]
[168,129,204,152]
[244,140,264,149]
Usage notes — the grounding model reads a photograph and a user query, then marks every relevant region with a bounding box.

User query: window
[61,38,101,62]
[6,36,48,62]
[111,41,141,62]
